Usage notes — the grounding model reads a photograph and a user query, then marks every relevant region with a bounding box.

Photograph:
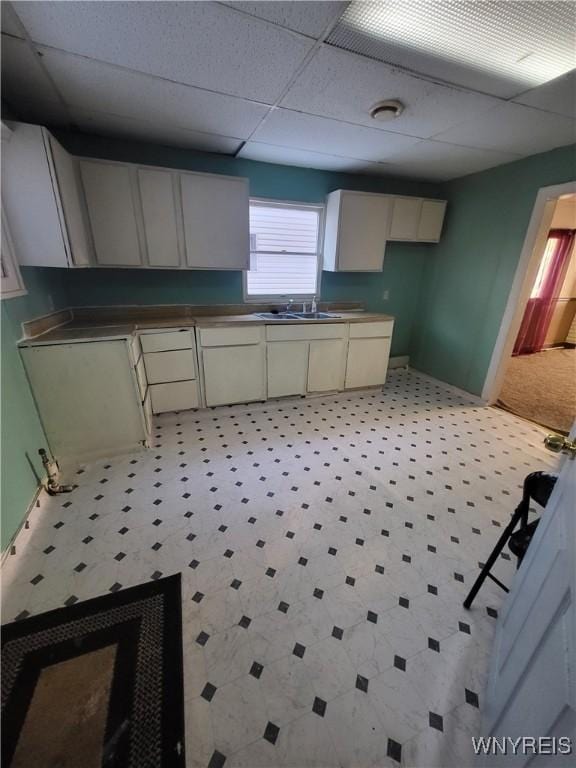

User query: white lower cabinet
[150,380,199,413]
[345,321,393,389]
[267,341,308,398]
[308,339,346,392]
[202,345,266,406]
[20,340,147,467]
[345,337,392,389]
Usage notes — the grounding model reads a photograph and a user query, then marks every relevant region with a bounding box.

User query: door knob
[544,434,576,459]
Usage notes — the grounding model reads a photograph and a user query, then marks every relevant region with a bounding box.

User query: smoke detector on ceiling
[369,100,404,122]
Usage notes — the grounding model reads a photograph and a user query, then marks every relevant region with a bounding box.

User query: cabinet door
[80,161,142,266]
[137,169,180,267]
[267,341,308,398]
[389,197,422,240]
[180,172,250,269]
[49,135,91,266]
[307,339,346,392]
[337,193,390,271]
[202,345,265,406]
[2,124,69,267]
[417,200,446,242]
[345,337,392,389]
[20,341,145,465]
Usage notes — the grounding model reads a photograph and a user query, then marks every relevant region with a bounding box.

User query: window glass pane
[249,203,319,254]
[246,201,321,297]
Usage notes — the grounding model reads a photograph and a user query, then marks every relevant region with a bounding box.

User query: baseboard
[388,355,409,369]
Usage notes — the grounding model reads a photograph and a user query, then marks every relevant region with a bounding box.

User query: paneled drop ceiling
[1,0,575,181]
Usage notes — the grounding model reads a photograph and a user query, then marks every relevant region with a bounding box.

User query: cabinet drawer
[136,355,147,400]
[199,326,263,347]
[140,330,194,353]
[349,321,393,339]
[144,350,196,384]
[266,323,346,342]
[149,380,199,414]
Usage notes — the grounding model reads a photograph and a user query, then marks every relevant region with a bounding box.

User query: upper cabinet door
[324,191,390,272]
[48,135,92,266]
[137,169,181,268]
[2,123,70,267]
[180,172,249,270]
[417,200,447,242]
[80,161,142,266]
[389,197,422,240]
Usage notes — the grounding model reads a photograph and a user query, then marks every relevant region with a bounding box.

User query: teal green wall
[53,131,441,359]
[3,132,574,550]
[411,144,576,395]
[1,268,68,549]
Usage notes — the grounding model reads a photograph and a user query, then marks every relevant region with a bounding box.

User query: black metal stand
[463,471,557,610]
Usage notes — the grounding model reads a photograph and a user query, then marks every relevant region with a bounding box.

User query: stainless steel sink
[255,312,299,320]
[291,312,339,320]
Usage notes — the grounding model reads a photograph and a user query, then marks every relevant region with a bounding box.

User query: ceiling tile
[238,140,386,174]
[222,1,348,38]
[1,35,69,124]
[513,69,576,119]
[386,140,523,181]
[327,0,576,99]
[12,0,314,104]
[1,2,25,37]
[251,107,420,162]
[40,47,269,140]
[432,101,576,156]
[281,45,500,139]
[70,107,242,154]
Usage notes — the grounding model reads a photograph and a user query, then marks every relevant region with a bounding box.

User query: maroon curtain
[513,229,575,355]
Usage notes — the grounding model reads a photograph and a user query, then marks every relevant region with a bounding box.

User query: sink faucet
[284,298,294,313]
[311,296,317,313]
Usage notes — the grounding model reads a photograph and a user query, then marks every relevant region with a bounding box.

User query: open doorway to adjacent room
[494,193,576,434]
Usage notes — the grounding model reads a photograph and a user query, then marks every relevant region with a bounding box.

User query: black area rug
[2,573,185,768]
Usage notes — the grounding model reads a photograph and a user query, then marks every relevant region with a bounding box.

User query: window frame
[242,197,325,303]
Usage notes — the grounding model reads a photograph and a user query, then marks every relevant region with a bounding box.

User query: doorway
[486,190,576,433]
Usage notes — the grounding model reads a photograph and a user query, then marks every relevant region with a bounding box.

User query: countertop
[19,310,394,346]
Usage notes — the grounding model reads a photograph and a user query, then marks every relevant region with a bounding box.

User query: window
[244,200,323,299]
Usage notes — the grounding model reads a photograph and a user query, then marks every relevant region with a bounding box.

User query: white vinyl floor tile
[1,370,556,767]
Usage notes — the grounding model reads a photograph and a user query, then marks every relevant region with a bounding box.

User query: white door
[202,345,266,406]
[482,427,575,764]
[345,337,391,389]
[267,341,309,398]
[307,339,346,392]
[180,172,249,269]
[80,161,142,266]
[337,192,390,271]
[137,168,181,268]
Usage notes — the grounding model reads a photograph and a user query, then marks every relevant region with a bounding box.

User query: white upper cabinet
[180,172,250,270]
[417,199,447,242]
[323,190,391,272]
[389,196,447,242]
[389,197,422,240]
[137,168,181,268]
[80,160,142,267]
[2,123,92,267]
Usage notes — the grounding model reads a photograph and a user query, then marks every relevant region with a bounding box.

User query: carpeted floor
[497,347,576,434]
